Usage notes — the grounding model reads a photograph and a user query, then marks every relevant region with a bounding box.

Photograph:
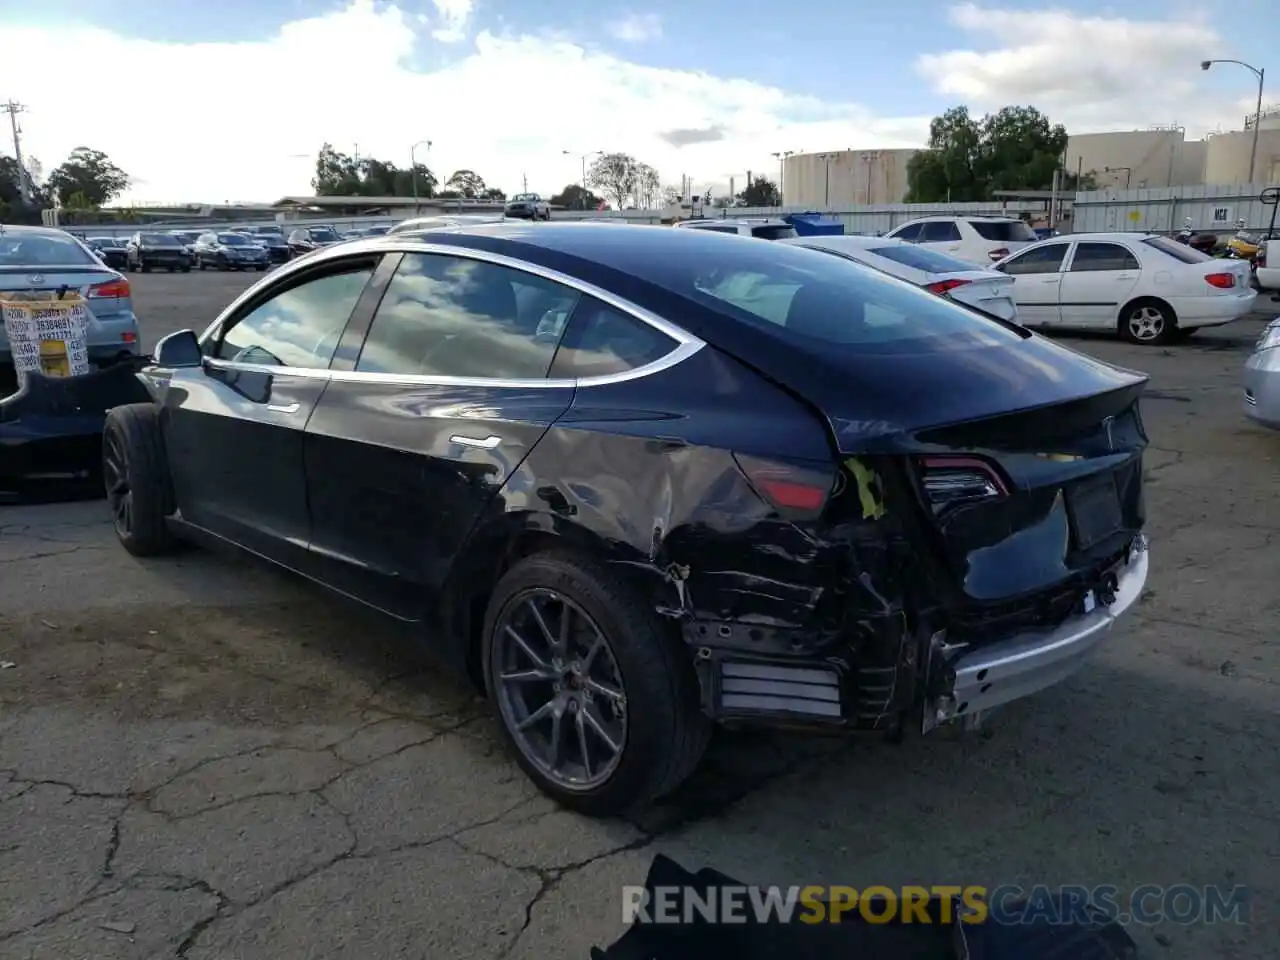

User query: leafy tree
[312,143,437,198]
[0,156,49,224]
[632,163,660,209]
[444,169,487,199]
[587,153,639,210]
[549,183,602,210]
[47,147,129,207]
[906,105,1069,202]
[737,175,780,207]
[480,186,506,201]
[661,184,683,206]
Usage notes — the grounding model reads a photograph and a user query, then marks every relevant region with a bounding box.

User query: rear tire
[102,404,176,557]
[1119,298,1176,345]
[482,551,711,817]
[181,265,191,273]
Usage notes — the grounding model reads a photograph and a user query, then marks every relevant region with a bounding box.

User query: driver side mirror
[154,329,202,367]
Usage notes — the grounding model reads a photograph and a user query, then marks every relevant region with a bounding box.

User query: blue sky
[0,0,1273,202]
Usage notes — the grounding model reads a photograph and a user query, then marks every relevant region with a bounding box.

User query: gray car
[1244,316,1280,429]
[0,225,143,370]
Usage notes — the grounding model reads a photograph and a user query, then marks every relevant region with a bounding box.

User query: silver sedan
[1244,318,1280,429]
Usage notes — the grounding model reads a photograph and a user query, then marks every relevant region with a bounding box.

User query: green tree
[47,147,129,207]
[0,156,48,224]
[587,153,639,210]
[444,169,486,198]
[311,144,437,197]
[737,175,780,207]
[906,105,1069,203]
[549,183,602,210]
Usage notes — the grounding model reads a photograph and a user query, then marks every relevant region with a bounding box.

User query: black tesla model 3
[103,223,1151,816]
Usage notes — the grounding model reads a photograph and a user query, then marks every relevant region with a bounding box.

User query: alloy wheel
[493,588,628,791]
[103,430,132,537]
[1127,306,1166,342]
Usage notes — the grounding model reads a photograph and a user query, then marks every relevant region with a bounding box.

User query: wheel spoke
[580,634,603,672]
[500,667,555,684]
[556,602,573,658]
[547,703,564,771]
[584,678,624,703]
[516,698,554,731]
[525,598,557,649]
[575,710,593,779]
[582,705,621,755]
[505,625,550,671]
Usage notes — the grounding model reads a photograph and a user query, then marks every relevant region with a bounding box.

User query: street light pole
[771,150,796,205]
[563,150,602,208]
[1201,59,1266,183]
[410,139,432,211]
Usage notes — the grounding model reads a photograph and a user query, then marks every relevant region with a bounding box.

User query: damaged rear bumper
[925,534,1148,730]
[693,535,1149,735]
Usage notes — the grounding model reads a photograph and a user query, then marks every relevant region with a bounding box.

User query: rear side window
[867,244,977,274]
[355,252,579,380]
[218,266,373,367]
[751,225,798,240]
[920,221,962,242]
[1070,242,1140,272]
[549,298,677,379]
[1142,236,1213,264]
[889,222,923,242]
[968,220,1036,242]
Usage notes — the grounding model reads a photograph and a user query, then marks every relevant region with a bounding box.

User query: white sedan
[778,235,1019,321]
[992,232,1256,345]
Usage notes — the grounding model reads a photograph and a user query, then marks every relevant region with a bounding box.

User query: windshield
[648,237,1024,349]
[864,243,982,274]
[968,220,1036,242]
[1143,236,1213,264]
[365,226,389,235]
[309,228,340,241]
[512,194,539,201]
[0,232,99,267]
[217,233,249,245]
[141,233,177,245]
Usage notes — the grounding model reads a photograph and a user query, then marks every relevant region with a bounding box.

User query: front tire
[102,404,177,557]
[483,552,711,817]
[1120,298,1176,345]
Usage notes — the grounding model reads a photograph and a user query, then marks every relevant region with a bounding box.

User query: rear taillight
[917,455,1008,512]
[988,248,1009,262]
[88,279,130,298]
[924,278,972,296]
[1204,272,1236,289]
[733,453,835,522]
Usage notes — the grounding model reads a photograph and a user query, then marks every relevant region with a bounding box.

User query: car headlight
[1257,321,1280,352]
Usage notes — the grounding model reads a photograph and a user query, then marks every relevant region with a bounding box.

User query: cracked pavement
[1,273,1278,959]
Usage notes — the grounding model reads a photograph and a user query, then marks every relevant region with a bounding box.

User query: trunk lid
[934,271,1018,322]
[0,266,133,351]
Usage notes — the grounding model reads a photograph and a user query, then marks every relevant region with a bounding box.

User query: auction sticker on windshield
[0,294,91,385]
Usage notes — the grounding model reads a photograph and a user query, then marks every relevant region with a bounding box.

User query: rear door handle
[266,402,300,414]
[451,434,501,449]
[1042,278,1060,283]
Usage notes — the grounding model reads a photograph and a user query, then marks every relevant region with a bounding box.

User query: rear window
[750,225,798,240]
[0,233,98,267]
[670,239,1024,348]
[967,220,1036,242]
[141,233,175,244]
[865,244,979,274]
[218,233,250,245]
[1142,236,1212,264]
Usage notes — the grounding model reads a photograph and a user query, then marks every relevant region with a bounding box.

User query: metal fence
[1072,183,1280,235]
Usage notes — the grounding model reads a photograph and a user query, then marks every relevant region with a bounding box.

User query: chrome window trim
[199,235,706,389]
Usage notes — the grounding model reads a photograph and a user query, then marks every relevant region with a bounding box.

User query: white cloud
[915,3,1248,136]
[430,0,473,44]
[0,1,1256,205]
[607,12,663,43]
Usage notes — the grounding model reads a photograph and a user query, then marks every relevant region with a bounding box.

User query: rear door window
[1069,242,1140,272]
[968,220,1036,242]
[920,221,962,242]
[549,298,678,379]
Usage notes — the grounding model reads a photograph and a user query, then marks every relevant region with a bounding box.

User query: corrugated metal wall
[1072,184,1280,235]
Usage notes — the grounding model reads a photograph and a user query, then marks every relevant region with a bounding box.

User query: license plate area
[1067,472,1123,550]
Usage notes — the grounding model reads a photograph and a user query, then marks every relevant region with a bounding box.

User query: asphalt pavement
[1,271,1278,959]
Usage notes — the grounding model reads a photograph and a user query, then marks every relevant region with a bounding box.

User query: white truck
[1257,238,1280,293]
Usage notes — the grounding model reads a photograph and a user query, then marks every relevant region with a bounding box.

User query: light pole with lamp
[1201,59,1265,184]
[771,150,796,205]
[859,152,880,204]
[410,139,432,211]
[814,153,839,207]
[563,150,603,208]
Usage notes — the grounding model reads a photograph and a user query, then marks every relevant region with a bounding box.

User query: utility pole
[522,171,528,193]
[2,100,33,204]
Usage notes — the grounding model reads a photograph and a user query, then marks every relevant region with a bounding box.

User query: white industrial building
[780,109,1280,208]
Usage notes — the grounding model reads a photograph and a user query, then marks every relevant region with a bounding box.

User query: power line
[1,100,33,204]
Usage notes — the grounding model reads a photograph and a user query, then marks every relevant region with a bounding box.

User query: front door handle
[451,434,502,449]
[1042,278,1060,283]
[266,402,300,414]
